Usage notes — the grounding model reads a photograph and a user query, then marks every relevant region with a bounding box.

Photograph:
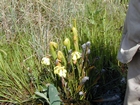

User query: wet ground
[92,87,125,105]
[90,69,126,105]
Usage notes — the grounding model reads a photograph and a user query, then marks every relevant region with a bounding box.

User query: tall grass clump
[76,0,127,70]
[0,34,41,104]
[74,0,128,101]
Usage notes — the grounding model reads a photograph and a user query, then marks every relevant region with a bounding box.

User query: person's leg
[123,86,128,105]
[124,52,140,105]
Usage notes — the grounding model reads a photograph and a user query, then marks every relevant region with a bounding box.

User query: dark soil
[89,68,126,105]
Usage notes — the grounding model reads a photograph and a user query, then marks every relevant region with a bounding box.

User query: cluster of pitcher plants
[39,26,97,104]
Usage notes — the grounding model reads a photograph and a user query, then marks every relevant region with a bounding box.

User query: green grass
[0,34,41,104]
[0,0,128,104]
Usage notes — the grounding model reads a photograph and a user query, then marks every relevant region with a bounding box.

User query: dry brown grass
[0,0,87,58]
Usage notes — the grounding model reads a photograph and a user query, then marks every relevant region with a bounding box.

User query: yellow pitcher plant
[41,25,93,104]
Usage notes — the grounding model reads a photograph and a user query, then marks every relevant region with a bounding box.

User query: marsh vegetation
[0,0,128,104]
